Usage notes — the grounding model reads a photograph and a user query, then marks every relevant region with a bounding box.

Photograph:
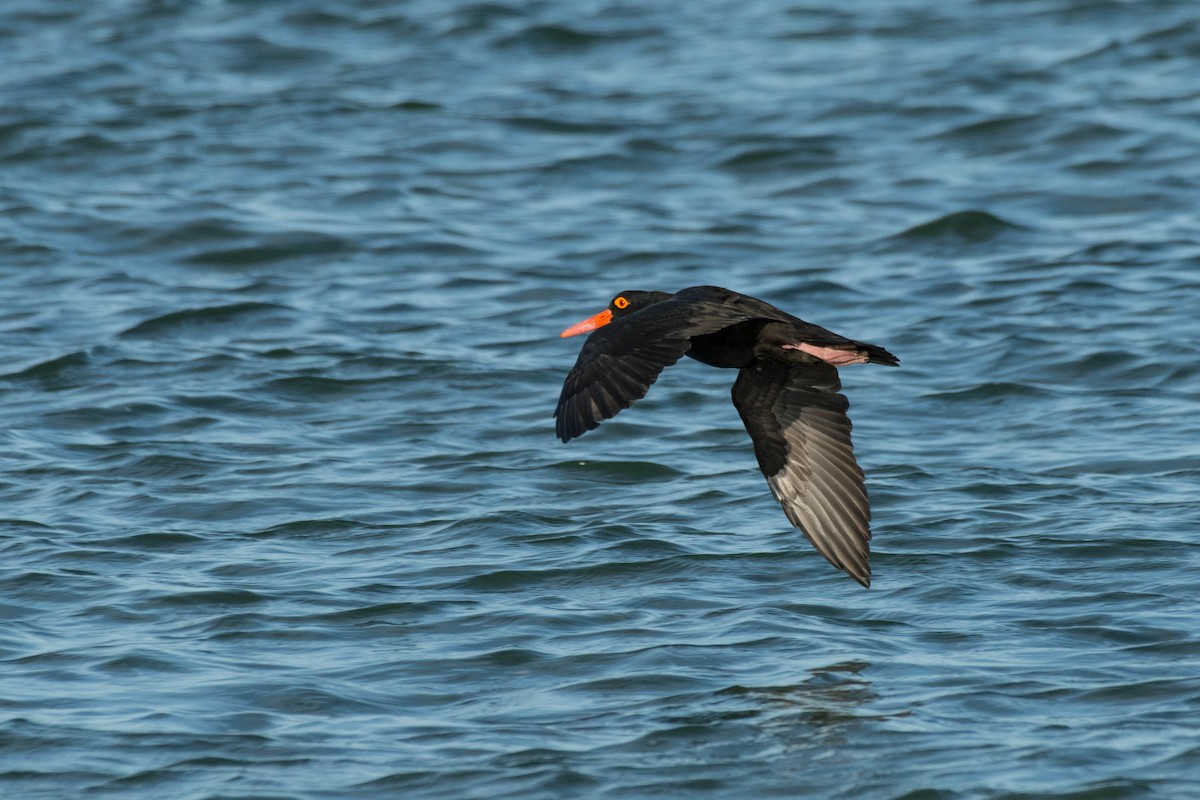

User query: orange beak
[560,308,613,338]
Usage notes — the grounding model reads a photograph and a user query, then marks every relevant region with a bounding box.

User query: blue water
[4,1,1200,798]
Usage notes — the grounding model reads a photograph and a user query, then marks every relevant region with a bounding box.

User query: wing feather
[732,361,873,587]
[554,297,754,442]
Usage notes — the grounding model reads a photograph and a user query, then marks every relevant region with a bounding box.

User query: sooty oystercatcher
[555,285,897,587]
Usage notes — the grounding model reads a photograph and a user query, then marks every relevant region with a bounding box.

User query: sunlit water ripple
[3,1,1200,798]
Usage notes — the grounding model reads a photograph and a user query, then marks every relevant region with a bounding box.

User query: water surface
[3,1,1200,798]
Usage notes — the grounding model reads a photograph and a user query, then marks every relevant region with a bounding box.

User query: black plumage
[554,286,898,587]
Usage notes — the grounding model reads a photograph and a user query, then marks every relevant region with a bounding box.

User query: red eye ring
[614,296,629,309]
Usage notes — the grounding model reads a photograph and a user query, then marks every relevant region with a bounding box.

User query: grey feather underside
[731,362,872,587]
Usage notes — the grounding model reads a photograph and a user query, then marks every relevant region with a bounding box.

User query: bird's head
[559,290,672,338]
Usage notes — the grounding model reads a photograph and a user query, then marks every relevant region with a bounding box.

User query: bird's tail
[863,343,899,366]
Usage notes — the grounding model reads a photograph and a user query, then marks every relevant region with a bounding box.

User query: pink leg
[782,343,869,366]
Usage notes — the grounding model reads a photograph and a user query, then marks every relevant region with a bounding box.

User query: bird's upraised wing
[554,298,752,443]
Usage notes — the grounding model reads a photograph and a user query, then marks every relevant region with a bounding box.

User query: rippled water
[4,1,1200,798]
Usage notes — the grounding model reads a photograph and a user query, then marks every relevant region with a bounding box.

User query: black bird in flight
[555,285,897,587]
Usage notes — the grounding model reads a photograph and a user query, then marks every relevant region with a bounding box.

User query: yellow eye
[614,296,629,310]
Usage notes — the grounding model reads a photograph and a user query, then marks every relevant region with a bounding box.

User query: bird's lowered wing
[731,361,872,586]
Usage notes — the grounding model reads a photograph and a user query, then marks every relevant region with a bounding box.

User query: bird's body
[554,286,897,587]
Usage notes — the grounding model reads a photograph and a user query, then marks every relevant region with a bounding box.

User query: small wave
[924,382,1053,402]
[0,518,52,531]
[1,350,91,383]
[2,132,124,163]
[119,302,293,339]
[155,589,272,607]
[392,99,441,112]
[494,24,656,52]
[120,455,221,481]
[142,217,250,250]
[549,459,685,484]
[499,116,624,135]
[454,553,711,592]
[565,673,712,694]
[716,136,840,175]
[890,210,1026,244]
[247,518,383,539]
[262,375,376,401]
[101,531,206,550]
[212,35,333,73]
[464,647,549,667]
[1046,121,1130,147]
[95,653,187,674]
[312,600,471,625]
[378,238,485,258]
[182,232,349,267]
[252,685,384,715]
[923,113,1044,146]
[594,537,694,558]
